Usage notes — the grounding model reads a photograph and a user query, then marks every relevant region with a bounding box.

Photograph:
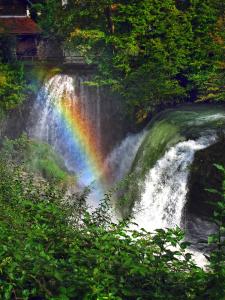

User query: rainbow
[55,95,109,190]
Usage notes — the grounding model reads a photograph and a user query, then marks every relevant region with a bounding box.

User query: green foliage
[0,154,224,298]
[188,1,225,103]
[32,0,65,40]
[0,62,27,115]
[1,135,76,185]
[0,160,76,299]
[0,162,196,299]
[34,0,225,117]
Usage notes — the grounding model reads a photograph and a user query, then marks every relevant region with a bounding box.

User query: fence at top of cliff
[16,54,86,65]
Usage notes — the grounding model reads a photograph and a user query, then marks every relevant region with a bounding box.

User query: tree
[185,0,225,102]
[34,0,225,117]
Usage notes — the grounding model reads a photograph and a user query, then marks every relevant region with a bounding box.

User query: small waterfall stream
[133,135,216,231]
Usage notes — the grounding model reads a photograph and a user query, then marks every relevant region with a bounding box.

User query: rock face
[187,138,225,219]
[0,93,35,141]
[184,138,225,250]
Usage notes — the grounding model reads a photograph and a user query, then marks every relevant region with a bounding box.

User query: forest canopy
[34,0,225,116]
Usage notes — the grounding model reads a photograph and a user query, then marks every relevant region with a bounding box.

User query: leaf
[208,236,216,244]
[214,164,225,173]
[206,188,220,195]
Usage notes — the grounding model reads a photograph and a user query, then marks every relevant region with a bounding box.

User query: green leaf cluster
[0,62,26,116]
[0,152,224,299]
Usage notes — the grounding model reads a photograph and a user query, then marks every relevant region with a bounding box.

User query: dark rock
[186,138,225,218]
[184,139,225,250]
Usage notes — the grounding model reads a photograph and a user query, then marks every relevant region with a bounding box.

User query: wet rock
[187,138,225,218]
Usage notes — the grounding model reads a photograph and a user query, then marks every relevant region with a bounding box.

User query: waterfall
[104,131,146,184]
[29,74,105,199]
[32,74,102,148]
[133,135,217,231]
[96,87,101,147]
[29,73,137,206]
[32,75,76,143]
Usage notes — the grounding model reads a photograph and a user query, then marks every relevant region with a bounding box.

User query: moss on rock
[1,135,76,186]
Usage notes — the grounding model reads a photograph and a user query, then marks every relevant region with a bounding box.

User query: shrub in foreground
[0,160,224,299]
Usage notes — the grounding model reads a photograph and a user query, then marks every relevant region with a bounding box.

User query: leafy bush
[0,156,224,299]
[0,63,26,115]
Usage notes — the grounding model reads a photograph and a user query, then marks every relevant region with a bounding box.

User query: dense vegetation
[0,1,224,299]
[1,135,76,185]
[34,0,225,117]
[0,144,224,299]
[0,62,26,116]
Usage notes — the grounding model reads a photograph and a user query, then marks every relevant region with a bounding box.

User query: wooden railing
[63,55,85,64]
[16,54,85,64]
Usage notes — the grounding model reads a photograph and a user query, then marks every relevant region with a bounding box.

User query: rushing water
[105,131,146,185]
[121,105,225,261]
[133,135,216,231]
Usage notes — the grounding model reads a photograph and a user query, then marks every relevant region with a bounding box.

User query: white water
[32,74,102,147]
[187,113,225,126]
[133,135,217,231]
[28,82,225,266]
[105,131,146,184]
[32,75,77,142]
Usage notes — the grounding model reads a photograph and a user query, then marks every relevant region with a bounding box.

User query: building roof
[0,17,41,35]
